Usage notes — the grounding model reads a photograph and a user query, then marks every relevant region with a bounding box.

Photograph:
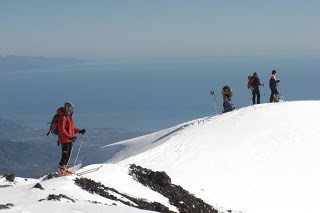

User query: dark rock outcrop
[74,177,173,213]
[0,203,14,210]
[129,164,219,213]
[5,173,15,182]
[33,183,44,190]
[39,194,75,203]
[73,164,238,213]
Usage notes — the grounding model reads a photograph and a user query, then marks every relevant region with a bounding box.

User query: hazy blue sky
[0,0,320,131]
[1,0,319,60]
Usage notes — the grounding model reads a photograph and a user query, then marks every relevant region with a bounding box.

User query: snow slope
[1,101,320,213]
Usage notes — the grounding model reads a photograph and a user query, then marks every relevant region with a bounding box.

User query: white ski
[76,165,103,176]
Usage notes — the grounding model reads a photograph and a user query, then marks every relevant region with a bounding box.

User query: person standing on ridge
[57,102,86,176]
[269,70,280,102]
[249,72,263,105]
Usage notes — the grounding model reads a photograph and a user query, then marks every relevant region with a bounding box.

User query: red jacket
[57,107,80,144]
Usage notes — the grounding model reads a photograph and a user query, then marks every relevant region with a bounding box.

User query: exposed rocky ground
[39,194,75,203]
[0,166,238,212]
[74,177,173,213]
[0,203,14,210]
[73,165,224,213]
[129,164,219,213]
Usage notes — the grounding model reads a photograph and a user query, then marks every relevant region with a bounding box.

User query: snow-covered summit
[1,101,320,213]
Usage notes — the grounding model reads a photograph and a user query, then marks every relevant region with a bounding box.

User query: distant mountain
[0,119,58,177]
[0,118,32,139]
[0,138,58,177]
[0,55,85,71]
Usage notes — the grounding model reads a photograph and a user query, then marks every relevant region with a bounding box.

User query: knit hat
[272,70,277,74]
[64,101,75,108]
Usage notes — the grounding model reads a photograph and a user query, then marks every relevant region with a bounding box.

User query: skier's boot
[65,168,74,175]
[57,165,66,176]
[64,165,74,175]
[57,165,73,176]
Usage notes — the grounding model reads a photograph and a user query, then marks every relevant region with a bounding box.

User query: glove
[79,129,86,135]
[70,136,77,142]
[277,79,280,83]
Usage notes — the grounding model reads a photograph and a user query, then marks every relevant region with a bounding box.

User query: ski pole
[275,81,284,102]
[213,91,220,114]
[210,90,218,115]
[72,134,85,170]
[263,84,266,103]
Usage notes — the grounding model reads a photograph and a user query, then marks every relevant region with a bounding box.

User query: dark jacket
[269,74,279,89]
[251,76,262,88]
[57,107,79,144]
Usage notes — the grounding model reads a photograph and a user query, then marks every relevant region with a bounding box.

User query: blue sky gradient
[0,1,319,131]
[1,0,319,59]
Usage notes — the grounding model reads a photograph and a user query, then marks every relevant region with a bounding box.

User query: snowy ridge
[1,101,320,213]
[82,122,195,166]
[85,101,320,213]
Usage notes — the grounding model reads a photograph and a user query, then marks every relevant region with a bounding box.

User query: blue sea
[0,56,319,131]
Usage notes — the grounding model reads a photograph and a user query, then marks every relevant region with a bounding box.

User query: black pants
[270,88,279,102]
[252,87,260,105]
[59,142,73,167]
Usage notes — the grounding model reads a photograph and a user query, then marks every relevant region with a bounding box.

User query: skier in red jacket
[57,102,86,176]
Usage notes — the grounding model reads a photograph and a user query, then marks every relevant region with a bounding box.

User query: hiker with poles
[50,102,86,176]
[247,72,264,105]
